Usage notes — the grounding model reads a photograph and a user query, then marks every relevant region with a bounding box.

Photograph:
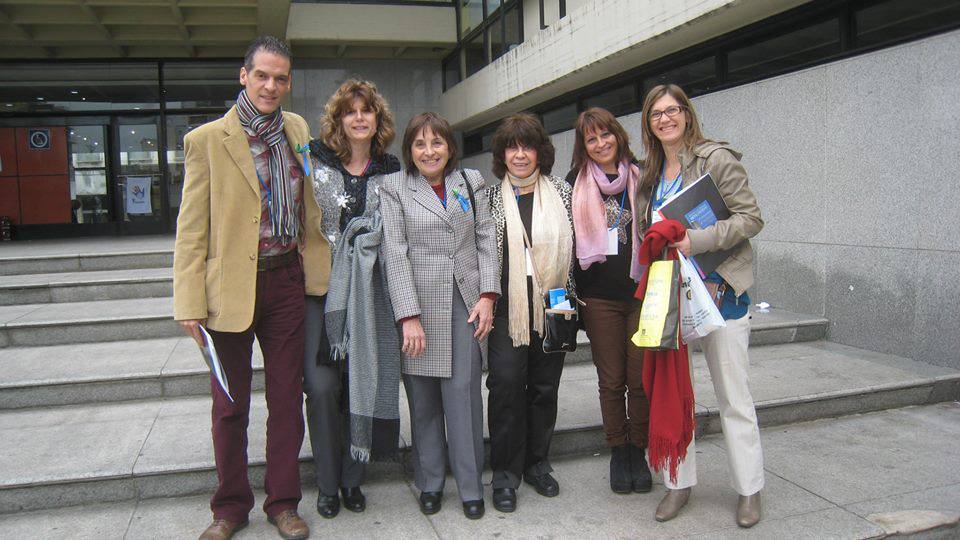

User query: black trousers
[486,311,566,489]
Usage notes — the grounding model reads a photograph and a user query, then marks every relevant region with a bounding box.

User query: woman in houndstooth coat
[380,112,499,520]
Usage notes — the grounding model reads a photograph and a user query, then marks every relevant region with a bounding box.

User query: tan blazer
[173,105,330,332]
[636,141,763,296]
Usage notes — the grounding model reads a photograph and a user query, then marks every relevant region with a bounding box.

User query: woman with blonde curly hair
[304,78,402,519]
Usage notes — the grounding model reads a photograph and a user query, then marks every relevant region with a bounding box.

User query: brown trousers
[581,297,649,448]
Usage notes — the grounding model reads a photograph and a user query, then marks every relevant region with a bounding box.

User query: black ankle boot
[628,443,652,493]
[610,444,632,494]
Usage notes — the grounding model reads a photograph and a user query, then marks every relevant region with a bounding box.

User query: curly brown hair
[319,78,396,163]
[490,112,555,179]
[569,107,636,174]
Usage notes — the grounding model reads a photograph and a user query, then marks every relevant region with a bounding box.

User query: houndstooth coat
[380,168,500,377]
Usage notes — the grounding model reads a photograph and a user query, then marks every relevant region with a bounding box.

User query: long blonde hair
[319,78,396,163]
[639,84,709,191]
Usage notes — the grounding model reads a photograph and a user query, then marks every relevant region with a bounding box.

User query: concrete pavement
[0,403,956,539]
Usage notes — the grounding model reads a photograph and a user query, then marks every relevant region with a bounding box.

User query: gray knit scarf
[325,213,400,461]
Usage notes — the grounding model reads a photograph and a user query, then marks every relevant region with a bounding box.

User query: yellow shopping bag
[631,259,681,350]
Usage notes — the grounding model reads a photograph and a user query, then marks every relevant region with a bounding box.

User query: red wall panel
[0,129,17,177]
[16,127,67,176]
[19,175,70,224]
[0,177,20,224]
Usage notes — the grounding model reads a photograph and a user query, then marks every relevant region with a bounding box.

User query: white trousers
[662,313,765,496]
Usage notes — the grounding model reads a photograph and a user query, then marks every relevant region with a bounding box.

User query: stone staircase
[0,238,958,519]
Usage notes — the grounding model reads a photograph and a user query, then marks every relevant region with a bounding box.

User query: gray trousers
[303,295,364,496]
[403,285,484,502]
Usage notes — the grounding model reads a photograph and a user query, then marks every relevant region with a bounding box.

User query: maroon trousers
[206,258,306,521]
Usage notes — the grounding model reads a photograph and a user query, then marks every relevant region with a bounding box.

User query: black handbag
[520,223,579,354]
[542,299,579,353]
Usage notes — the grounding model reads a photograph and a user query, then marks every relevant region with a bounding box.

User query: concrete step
[0,297,178,348]
[0,308,828,408]
[0,268,172,305]
[1,340,957,514]
[0,236,174,276]
[3,403,958,539]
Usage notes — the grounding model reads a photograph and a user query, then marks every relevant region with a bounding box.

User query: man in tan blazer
[173,36,329,540]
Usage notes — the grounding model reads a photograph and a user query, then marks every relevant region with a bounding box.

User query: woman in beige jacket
[636,84,765,528]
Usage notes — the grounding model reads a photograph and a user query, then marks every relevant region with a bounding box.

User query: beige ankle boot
[736,492,762,528]
[655,487,691,522]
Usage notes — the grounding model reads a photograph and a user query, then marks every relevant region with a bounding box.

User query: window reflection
[0,63,159,113]
[68,126,110,224]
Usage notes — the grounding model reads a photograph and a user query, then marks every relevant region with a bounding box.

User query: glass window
[584,84,638,116]
[0,63,159,113]
[644,56,717,97]
[459,0,484,37]
[443,52,462,90]
[163,62,239,110]
[118,122,161,222]
[489,17,505,60]
[486,0,502,16]
[481,131,494,152]
[856,0,960,49]
[465,32,486,77]
[68,126,110,224]
[727,19,840,84]
[165,113,223,222]
[541,102,578,134]
[504,3,522,53]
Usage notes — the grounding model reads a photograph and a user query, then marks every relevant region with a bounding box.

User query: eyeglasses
[649,105,685,122]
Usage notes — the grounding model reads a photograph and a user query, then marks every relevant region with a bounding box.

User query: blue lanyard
[653,165,682,209]
[611,189,627,229]
[434,183,446,207]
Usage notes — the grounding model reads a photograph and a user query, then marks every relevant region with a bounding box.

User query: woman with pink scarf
[565,107,651,496]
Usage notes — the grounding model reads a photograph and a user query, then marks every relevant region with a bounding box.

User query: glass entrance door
[114,117,164,234]
[68,125,110,225]
[164,112,223,231]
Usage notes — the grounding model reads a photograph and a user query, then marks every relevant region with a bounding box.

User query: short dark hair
[490,112,555,179]
[244,35,292,72]
[401,112,460,178]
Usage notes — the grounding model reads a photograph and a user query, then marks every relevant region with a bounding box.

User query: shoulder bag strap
[518,221,549,311]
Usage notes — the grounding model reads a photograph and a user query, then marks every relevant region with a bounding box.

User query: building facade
[1,0,958,369]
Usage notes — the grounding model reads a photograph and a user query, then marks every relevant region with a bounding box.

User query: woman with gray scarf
[485,113,575,513]
[305,79,402,519]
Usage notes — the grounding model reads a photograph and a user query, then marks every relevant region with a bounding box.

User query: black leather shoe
[419,491,442,515]
[610,444,632,494]
[317,492,340,519]
[340,487,366,513]
[524,473,560,497]
[462,500,485,520]
[492,488,517,512]
[629,444,653,493]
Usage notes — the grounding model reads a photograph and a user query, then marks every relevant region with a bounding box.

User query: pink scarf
[572,159,642,281]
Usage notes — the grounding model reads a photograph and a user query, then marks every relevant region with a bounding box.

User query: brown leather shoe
[655,487,691,522]
[737,492,762,528]
[268,509,310,540]
[198,518,248,540]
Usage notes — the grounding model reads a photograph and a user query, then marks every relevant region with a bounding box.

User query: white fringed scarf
[500,170,573,346]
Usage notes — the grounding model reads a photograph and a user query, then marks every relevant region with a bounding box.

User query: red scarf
[634,219,695,484]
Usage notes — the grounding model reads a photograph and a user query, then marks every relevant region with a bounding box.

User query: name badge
[525,248,534,276]
[606,227,619,255]
[651,210,664,225]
